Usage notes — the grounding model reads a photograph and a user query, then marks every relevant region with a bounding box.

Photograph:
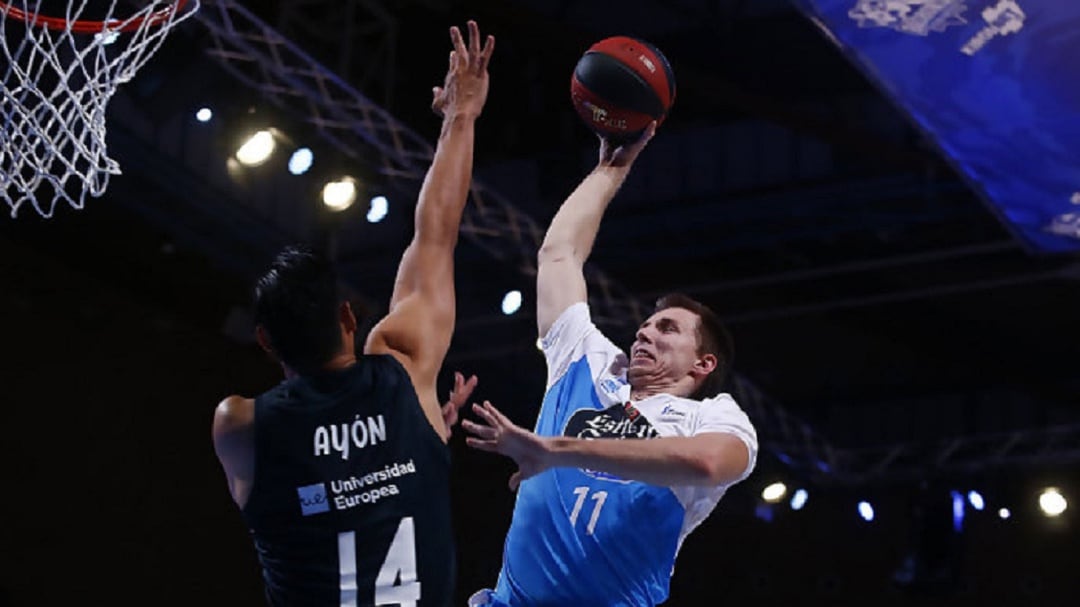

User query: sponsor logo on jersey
[848,0,969,36]
[660,403,687,418]
[297,482,330,516]
[564,403,658,440]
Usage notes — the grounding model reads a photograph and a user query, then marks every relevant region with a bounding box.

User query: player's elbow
[538,242,586,270]
[693,441,749,486]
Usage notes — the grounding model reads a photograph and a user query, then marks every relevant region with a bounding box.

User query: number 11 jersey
[492,303,758,606]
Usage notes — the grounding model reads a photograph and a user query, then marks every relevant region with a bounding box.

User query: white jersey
[488,302,758,606]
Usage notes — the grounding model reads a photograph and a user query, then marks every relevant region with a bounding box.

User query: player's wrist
[541,436,574,470]
[592,163,632,182]
[442,110,480,125]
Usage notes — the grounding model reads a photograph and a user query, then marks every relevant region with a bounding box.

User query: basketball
[570,36,676,144]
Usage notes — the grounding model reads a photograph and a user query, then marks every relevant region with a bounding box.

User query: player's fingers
[464,374,479,394]
[483,401,512,425]
[644,120,658,141]
[467,20,481,58]
[508,471,522,491]
[472,402,499,425]
[450,26,466,56]
[461,420,497,439]
[466,437,497,451]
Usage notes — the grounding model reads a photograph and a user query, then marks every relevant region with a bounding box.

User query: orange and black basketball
[570,36,675,144]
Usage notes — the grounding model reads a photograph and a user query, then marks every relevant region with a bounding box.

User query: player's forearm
[414,114,477,246]
[544,435,722,487]
[537,166,630,266]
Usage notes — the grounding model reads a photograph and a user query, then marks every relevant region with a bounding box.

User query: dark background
[2,0,1078,605]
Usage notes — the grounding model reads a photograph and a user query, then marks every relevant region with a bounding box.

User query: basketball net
[1,0,197,218]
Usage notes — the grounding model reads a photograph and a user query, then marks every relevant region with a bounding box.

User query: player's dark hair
[254,246,343,374]
[654,293,734,399]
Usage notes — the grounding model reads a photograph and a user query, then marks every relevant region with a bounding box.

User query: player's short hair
[254,246,343,374]
[654,293,734,399]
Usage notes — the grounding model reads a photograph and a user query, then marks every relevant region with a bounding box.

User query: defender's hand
[431,20,495,120]
[441,372,478,438]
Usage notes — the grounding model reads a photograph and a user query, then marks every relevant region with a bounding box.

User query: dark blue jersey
[241,355,453,607]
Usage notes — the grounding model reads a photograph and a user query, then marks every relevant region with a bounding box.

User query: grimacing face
[627,306,711,389]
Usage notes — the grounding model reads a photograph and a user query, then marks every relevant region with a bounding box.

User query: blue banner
[792,0,1080,252]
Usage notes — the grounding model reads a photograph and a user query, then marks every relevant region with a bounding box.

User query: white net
[1,0,198,218]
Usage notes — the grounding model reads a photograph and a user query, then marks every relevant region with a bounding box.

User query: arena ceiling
[7,0,1080,481]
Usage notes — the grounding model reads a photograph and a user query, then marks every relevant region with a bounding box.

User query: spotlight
[951,491,965,532]
[858,501,874,522]
[322,177,358,212]
[761,482,787,503]
[288,148,314,175]
[195,107,213,123]
[501,290,523,315]
[998,507,1011,520]
[790,489,808,511]
[367,196,389,223]
[236,130,275,166]
[967,490,985,511]
[1039,488,1067,517]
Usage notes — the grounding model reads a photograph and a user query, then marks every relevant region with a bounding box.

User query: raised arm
[536,123,657,337]
[364,21,494,442]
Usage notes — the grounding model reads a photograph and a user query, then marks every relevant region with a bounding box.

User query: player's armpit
[364,285,454,441]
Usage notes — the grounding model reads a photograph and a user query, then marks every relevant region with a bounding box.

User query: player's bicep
[536,252,587,338]
[387,240,456,311]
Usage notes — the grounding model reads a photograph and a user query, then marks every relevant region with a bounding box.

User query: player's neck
[281,351,357,379]
[630,378,694,401]
[322,351,358,372]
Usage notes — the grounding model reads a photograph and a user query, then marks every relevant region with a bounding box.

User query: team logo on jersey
[564,403,658,440]
[297,482,330,516]
[599,377,626,396]
[848,0,969,36]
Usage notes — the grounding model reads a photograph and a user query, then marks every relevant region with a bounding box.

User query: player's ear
[255,325,275,355]
[341,301,358,333]
[692,353,717,378]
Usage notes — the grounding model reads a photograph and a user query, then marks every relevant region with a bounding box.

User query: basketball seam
[579,50,666,118]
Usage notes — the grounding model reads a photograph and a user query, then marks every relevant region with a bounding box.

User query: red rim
[0,0,189,34]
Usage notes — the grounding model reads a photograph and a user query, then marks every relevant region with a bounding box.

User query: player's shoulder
[700,391,740,408]
[214,395,255,433]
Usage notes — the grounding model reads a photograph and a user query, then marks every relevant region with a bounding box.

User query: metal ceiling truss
[189,0,1076,484]
[274,0,400,108]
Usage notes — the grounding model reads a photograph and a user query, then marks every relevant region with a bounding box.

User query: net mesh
[1,0,197,218]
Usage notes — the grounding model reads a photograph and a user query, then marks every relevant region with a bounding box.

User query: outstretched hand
[463,400,550,491]
[598,121,657,169]
[432,20,495,119]
[441,371,478,438]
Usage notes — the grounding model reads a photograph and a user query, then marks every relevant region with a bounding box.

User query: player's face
[628,307,703,385]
